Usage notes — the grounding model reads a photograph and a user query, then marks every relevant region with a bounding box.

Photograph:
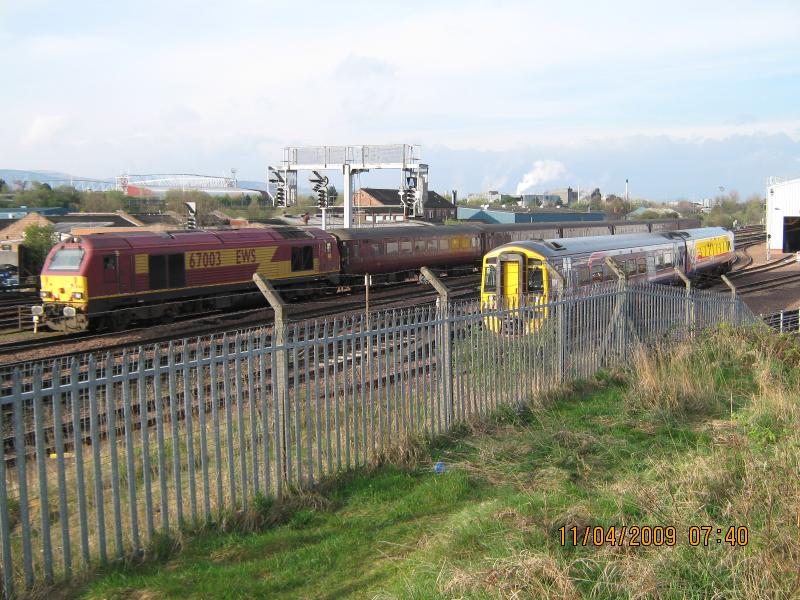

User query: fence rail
[0,281,755,596]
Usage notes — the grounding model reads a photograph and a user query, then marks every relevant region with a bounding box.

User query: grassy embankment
[71,326,798,599]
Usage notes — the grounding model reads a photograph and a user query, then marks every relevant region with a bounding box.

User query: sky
[1,0,799,199]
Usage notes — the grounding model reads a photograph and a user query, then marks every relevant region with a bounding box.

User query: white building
[766,176,800,252]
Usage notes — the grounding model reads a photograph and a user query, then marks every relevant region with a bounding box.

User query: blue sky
[1,0,799,199]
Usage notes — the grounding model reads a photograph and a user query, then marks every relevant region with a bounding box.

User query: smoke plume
[515,160,566,195]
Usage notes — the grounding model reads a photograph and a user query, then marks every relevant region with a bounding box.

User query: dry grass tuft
[440,550,579,600]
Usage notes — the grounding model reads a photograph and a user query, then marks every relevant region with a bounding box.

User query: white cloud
[21,115,69,145]
[516,160,567,194]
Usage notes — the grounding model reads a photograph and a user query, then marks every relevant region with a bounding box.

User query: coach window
[578,267,591,285]
[400,240,412,253]
[386,242,398,254]
[291,245,314,271]
[637,257,647,274]
[427,239,437,252]
[656,252,665,270]
[415,240,426,253]
[439,239,449,250]
[664,252,673,268]
[591,265,604,282]
[625,260,637,276]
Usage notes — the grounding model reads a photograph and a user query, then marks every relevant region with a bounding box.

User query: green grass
[67,327,798,599]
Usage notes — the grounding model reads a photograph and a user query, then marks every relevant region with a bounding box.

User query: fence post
[604,257,627,358]
[420,267,453,428]
[547,268,566,382]
[720,274,736,323]
[673,268,693,334]
[253,273,290,487]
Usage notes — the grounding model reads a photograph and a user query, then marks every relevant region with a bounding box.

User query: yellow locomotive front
[480,245,551,334]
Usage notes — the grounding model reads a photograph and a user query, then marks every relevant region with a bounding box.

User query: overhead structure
[268,144,428,229]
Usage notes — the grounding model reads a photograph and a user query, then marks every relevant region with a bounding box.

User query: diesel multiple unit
[37,218,700,331]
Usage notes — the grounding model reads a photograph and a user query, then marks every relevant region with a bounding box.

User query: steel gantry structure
[268,144,429,229]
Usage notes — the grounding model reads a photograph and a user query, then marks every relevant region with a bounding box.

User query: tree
[21,224,56,275]
[81,191,124,213]
[164,190,218,226]
[0,178,7,193]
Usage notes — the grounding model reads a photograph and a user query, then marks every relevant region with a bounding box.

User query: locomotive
[35,218,700,331]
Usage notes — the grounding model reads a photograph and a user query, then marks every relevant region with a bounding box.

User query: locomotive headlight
[63,307,76,318]
[72,292,84,299]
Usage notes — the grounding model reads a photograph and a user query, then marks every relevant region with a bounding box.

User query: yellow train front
[480,244,553,334]
[480,227,736,334]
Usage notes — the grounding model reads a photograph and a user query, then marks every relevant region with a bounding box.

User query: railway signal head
[275,186,286,207]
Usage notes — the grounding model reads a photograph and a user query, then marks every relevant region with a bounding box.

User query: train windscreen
[48,249,85,271]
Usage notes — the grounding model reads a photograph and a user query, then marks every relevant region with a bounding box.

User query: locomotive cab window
[291,245,314,271]
[102,254,117,283]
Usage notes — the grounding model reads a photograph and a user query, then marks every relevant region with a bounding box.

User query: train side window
[439,239,449,250]
[399,240,411,253]
[415,240,426,253]
[591,265,604,282]
[637,258,647,274]
[426,239,437,252]
[326,242,333,259]
[656,252,665,270]
[386,242,398,254]
[664,252,673,268]
[103,254,117,283]
[149,255,168,290]
[168,253,186,287]
[351,243,359,258]
[578,267,591,285]
[472,237,480,248]
[647,256,655,272]
[291,245,314,271]
[625,260,637,276]
[372,243,384,256]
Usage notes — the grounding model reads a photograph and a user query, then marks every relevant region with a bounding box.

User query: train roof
[488,227,731,258]
[328,225,483,240]
[67,226,333,250]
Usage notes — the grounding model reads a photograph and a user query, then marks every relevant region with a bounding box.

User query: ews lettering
[236,248,257,264]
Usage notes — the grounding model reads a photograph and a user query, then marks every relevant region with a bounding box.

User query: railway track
[734,271,800,295]
[0,274,480,369]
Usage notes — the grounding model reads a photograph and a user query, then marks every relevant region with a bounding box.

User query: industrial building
[766,176,800,252]
[457,207,605,224]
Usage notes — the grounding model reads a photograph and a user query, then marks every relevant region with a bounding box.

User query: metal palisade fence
[0,281,755,596]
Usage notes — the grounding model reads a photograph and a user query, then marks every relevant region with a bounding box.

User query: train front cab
[481,246,550,334]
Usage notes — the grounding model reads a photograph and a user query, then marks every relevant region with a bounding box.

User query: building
[521,193,562,207]
[766,176,800,252]
[457,207,605,224]
[352,188,457,222]
[551,187,578,206]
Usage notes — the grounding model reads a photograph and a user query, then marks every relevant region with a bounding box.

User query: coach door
[498,252,524,309]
